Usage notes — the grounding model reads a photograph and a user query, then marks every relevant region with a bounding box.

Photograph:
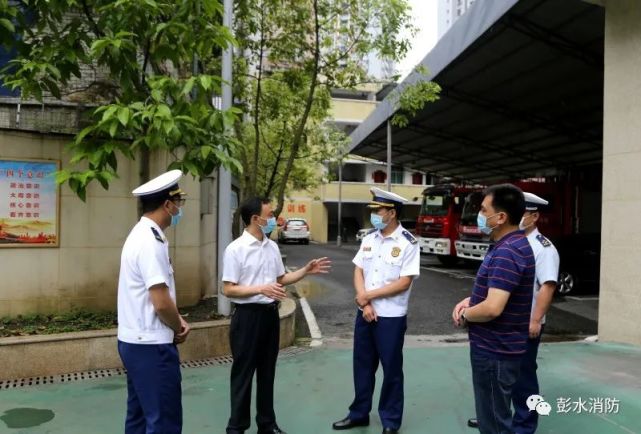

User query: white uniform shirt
[527,228,560,325]
[353,224,421,317]
[222,230,286,304]
[118,217,176,344]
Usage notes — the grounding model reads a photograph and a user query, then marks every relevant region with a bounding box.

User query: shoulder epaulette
[151,227,164,243]
[402,230,417,244]
[536,234,551,247]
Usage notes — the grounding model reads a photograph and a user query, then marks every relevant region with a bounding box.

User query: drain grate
[0,346,311,389]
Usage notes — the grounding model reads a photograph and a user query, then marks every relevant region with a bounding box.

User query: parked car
[555,233,601,296]
[278,218,310,244]
[356,228,371,243]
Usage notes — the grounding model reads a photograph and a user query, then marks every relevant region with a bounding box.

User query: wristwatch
[460,308,468,323]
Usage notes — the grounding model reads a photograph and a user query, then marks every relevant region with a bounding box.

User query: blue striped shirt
[468,230,535,359]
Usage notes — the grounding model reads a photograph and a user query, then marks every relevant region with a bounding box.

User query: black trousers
[226,302,280,434]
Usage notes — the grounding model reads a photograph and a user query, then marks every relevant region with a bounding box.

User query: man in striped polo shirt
[452,184,535,434]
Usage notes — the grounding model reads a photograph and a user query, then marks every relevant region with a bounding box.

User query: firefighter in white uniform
[117,169,190,434]
[333,187,421,434]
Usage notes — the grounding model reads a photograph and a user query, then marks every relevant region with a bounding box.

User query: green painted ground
[1,342,640,433]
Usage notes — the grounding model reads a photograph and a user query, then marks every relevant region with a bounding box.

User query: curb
[286,266,323,347]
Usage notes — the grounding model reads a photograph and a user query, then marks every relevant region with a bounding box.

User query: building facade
[437,0,477,39]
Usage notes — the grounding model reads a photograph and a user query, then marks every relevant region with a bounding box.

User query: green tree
[0,0,241,200]
[234,0,419,216]
[390,65,441,128]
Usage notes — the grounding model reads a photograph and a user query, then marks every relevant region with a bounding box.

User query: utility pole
[217,0,233,316]
[337,155,343,247]
[387,120,392,191]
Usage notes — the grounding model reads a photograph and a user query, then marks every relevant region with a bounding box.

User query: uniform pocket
[383,255,402,280]
[361,251,374,272]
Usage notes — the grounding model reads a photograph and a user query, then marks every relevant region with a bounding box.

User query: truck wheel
[437,255,459,267]
[557,271,575,296]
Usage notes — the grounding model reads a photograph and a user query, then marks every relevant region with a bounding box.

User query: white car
[356,228,371,243]
[278,218,310,244]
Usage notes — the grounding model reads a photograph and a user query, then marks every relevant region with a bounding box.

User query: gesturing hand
[305,257,332,275]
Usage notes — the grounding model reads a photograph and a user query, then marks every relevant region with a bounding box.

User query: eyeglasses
[171,198,186,207]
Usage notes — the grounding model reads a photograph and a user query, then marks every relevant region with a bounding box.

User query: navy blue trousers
[118,341,182,434]
[348,311,407,430]
[512,326,544,434]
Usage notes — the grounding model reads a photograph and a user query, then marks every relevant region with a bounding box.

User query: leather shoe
[467,418,479,428]
[383,429,399,434]
[258,428,286,434]
[332,417,370,430]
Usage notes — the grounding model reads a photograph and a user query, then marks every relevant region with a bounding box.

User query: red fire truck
[455,180,573,261]
[415,184,483,265]
[454,178,602,295]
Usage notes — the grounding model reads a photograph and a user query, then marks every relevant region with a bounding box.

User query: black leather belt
[233,301,280,310]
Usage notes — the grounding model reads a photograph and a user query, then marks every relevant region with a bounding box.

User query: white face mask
[519,214,534,231]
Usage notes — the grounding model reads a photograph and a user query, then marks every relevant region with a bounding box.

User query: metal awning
[348,0,604,182]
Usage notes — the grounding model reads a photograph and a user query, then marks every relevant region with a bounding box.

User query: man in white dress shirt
[222,196,331,434]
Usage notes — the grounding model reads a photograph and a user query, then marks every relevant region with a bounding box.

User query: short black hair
[141,196,167,214]
[139,186,177,214]
[392,204,403,220]
[483,183,525,225]
[240,197,271,225]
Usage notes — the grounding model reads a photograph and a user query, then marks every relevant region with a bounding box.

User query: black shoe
[332,417,370,430]
[258,428,286,434]
[383,429,399,434]
[467,418,479,428]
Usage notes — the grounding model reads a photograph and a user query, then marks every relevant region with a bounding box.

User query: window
[372,170,386,183]
[412,173,423,185]
[391,167,404,184]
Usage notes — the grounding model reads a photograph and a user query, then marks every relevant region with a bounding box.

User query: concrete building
[437,0,477,40]
[280,156,428,244]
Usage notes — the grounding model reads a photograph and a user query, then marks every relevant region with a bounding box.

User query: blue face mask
[170,206,183,226]
[260,217,277,235]
[370,212,388,231]
[477,212,498,235]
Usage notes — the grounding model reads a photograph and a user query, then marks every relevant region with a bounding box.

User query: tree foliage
[0,0,240,200]
[234,0,416,216]
[391,65,441,128]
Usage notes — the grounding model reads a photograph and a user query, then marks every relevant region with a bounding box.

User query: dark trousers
[348,311,407,430]
[471,348,522,434]
[117,341,182,434]
[226,303,280,434]
[512,326,545,434]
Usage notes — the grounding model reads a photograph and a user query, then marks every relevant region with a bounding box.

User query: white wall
[599,0,641,345]
[0,130,214,316]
